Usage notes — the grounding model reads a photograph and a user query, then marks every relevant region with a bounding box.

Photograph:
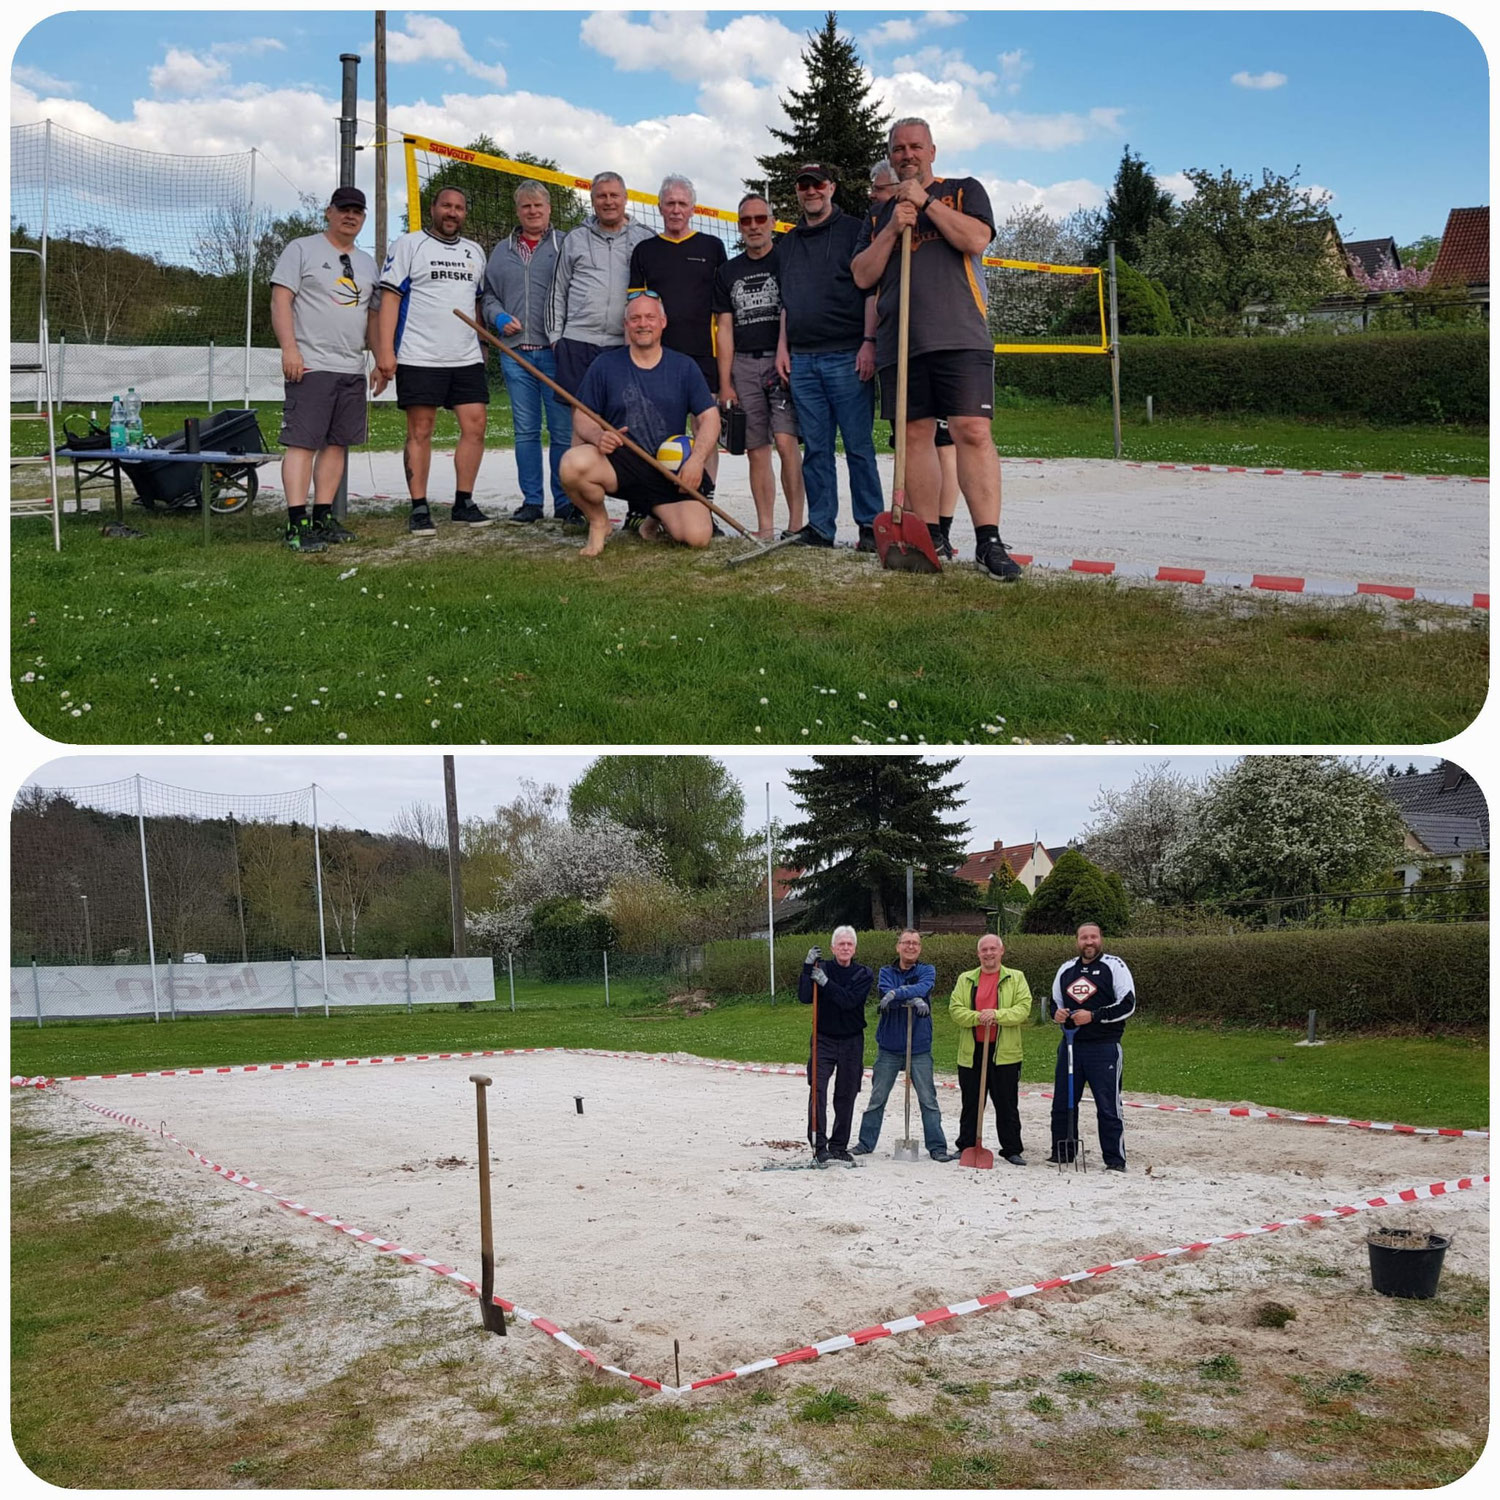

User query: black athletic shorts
[395,361,490,410]
[879,349,994,423]
[607,445,691,516]
[281,371,368,449]
[554,337,607,395]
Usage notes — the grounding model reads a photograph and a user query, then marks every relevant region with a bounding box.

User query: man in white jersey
[375,187,493,536]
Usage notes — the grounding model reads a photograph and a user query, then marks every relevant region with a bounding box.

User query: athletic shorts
[280,371,367,449]
[395,361,490,410]
[607,445,692,516]
[554,337,608,395]
[733,351,799,448]
[888,416,951,452]
[878,349,994,423]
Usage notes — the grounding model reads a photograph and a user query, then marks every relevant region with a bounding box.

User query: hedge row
[703,924,1486,1031]
[995,329,1488,425]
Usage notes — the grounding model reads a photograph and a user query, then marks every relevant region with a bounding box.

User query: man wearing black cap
[773,163,883,551]
[269,186,385,553]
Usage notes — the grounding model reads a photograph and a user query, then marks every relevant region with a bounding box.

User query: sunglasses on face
[738,213,770,225]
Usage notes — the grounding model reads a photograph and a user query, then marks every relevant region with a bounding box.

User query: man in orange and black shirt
[852,117,1021,581]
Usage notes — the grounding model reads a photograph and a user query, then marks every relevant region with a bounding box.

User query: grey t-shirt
[855,176,995,368]
[270,234,381,374]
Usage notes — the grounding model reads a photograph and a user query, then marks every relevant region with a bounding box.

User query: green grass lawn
[10,513,1486,745]
[17,397,1487,475]
[10,1001,1487,1128]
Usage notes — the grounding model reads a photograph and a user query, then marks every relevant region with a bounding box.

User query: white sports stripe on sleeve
[1098,954,1136,1023]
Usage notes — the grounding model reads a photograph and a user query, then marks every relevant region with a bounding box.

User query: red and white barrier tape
[1122,461,1487,484]
[14,1044,1488,1139]
[47,1087,1490,1397]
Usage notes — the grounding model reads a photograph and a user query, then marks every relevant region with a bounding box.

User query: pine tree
[752,11,888,224]
[1090,145,1177,265]
[782,756,978,931]
[1021,849,1128,935]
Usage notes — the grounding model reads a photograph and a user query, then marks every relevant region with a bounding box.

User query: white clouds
[11,64,76,96]
[1231,69,1287,90]
[983,175,1107,222]
[997,49,1032,94]
[148,48,229,98]
[388,14,507,87]
[1301,182,1335,205]
[580,10,798,84]
[869,12,965,48]
[1154,171,1195,202]
[892,46,995,90]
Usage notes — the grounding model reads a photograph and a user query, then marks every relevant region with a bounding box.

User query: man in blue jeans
[774,163,883,550]
[481,181,576,523]
[852,929,956,1161]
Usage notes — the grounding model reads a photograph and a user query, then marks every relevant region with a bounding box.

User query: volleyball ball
[656,433,692,466]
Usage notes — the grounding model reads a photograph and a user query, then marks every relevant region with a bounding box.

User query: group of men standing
[268,118,1020,577]
[798,922,1135,1171]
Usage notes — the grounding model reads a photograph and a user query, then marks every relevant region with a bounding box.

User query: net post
[242,149,257,409]
[1107,241,1122,460]
[603,949,611,1008]
[135,774,161,1023]
[167,952,177,1021]
[405,950,413,1014]
[508,952,515,1012]
[32,956,43,1029]
[404,136,420,237]
[290,953,299,1017]
[765,782,776,1003]
[312,784,330,1016]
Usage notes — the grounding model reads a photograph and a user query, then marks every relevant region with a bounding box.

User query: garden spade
[958,1020,995,1169]
[468,1073,507,1335]
[873,225,942,575]
[892,1005,921,1161]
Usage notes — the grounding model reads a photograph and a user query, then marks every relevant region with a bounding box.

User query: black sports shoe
[451,500,493,527]
[312,511,356,543]
[831,1148,854,1163]
[787,524,834,549]
[554,504,586,527]
[814,1148,832,1164]
[930,1148,957,1162]
[698,473,716,501]
[1003,1153,1027,1167]
[1105,1163,1127,1173]
[284,517,328,553]
[850,1143,873,1156]
[508,503,544,523]
[934,531,956,561]
[779,528,799,540]
[976,537,1023,581]
[855,524,877,553]
[408,505,436,539]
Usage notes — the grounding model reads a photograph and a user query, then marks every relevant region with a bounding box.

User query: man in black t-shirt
[630,174,727,498]
[852,117,1022,581]
[712,193,805,538]
[558,290,720,557]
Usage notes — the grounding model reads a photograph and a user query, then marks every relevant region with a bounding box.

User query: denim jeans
[856,1046,948,1154]
[504,346,572,510]
[789,349,883,539]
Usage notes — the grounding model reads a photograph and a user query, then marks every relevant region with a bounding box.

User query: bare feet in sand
[580,517,612,557]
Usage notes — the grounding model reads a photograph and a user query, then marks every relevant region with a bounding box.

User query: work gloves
[804,946,822,967]
[911,998,930,1018]
[810,965,829,987]
[879,990,897,1010]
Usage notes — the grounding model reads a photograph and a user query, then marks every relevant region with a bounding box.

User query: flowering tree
[1346,248,1432,293]
[1081,762,1202,901]
[466,814,664,954]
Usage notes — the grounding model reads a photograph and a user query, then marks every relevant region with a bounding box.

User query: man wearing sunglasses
[712,194,805,539]
[774,163,883,551]
[269,185,385,553]
[558,288,719,557]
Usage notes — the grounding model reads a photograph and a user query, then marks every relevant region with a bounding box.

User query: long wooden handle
[973,1026,989,1151]
[470,1072,506,1335]
[454,309,753,538]
[891,225,912,522]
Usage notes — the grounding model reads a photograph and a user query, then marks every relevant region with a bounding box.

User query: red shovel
[959,1020,995,1169]
[873,224,942,575]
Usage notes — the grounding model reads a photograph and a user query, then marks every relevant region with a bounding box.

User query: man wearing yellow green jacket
[950,933,1034,1165]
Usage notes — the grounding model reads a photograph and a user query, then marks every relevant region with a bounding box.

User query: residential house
[954,838,1054,894]
[1382,761,1489,885]
[1428,205,1489,318]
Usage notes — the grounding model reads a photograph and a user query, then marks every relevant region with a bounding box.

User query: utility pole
[334,51,360,520]
[374,12,388,263]
[444,755,466,957]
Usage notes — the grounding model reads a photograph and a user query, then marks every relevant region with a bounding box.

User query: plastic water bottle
[109,395,127,452]
[123,387,143,449]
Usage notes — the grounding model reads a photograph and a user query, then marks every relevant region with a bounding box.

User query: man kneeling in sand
[558,289,720,556]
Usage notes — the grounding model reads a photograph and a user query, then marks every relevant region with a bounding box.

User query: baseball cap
[329,186,367,211]
[795,163,836,185]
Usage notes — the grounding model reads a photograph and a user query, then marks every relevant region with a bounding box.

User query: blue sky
[7,8,1490,247]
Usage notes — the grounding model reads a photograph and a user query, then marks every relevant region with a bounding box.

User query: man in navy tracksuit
[1049,922,1136,1171]
[798,925,873,1163]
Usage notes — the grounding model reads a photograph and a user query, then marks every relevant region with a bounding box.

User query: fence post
[207,339,215,412]
[290,952,299,1018]
[603,949,611,1008]
[404,949,412,1014]
[1107,239,1122,460]
[31,956,43,1029]
[508,952,515,1013]
[57,334,66,406]
[1296,1008,1325,1047]
[167,951,177,1020]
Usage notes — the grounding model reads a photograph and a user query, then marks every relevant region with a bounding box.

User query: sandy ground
[317,449,1488,591]
[44,1051,1489,1390]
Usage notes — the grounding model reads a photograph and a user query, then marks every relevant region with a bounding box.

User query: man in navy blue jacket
[1049,922,1137,1171]
[798,924,873,1163]
[852,929,955,1161]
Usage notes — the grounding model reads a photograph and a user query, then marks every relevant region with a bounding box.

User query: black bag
[57,415,112,454]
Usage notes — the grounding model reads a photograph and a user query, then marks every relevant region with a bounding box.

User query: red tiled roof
[769,865,803,902]
[1430,207,1489,287]
[954,840,1041,886]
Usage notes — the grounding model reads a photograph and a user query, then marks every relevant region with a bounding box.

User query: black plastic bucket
[1367,1229,1450,1299]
